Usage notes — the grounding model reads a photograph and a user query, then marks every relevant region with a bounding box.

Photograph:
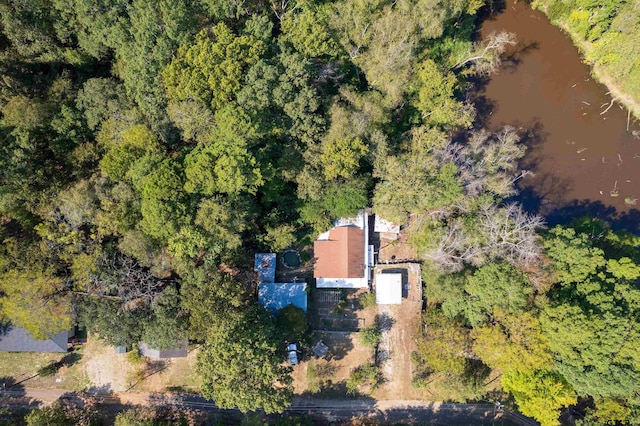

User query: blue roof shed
[258,283,308,313]
[254,253,276,283]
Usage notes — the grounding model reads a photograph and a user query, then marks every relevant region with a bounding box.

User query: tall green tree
[163,24,265,112]
[414,59,474,129]
[373,126,461,225]
[197,306,293,413]
[502,370,576,426]
[541,226,640,398]
[472,308,553,373]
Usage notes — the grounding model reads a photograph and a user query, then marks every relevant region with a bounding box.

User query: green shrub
[25,404,75,426]
[346,363,381,394]
[127,345,146,365]
[114,408,155,426]
[359,292,377,309]
[360,324,382,347]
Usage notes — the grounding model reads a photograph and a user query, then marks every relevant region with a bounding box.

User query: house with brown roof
[314,212,371,288]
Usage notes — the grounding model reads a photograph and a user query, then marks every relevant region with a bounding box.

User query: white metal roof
[374,215,400,234]
[316,277,368,288]
[375,273,402,304]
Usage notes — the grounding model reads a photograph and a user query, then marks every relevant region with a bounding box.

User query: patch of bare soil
[377,231,417,263]
[84,338,133,392]
[135,347,200,393]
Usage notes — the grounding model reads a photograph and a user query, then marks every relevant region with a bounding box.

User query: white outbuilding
[375,273,402,305]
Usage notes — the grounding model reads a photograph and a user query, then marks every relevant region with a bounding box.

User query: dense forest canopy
[0,0,638,424]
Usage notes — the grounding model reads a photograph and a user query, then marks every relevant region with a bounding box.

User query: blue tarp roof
[258,283,308,313]
[254,253,276,283]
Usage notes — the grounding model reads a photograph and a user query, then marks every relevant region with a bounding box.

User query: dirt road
[1,388,533,425]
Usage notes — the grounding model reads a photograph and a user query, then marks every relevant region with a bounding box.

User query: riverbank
[480,2,640,225]
[531,1,640,120]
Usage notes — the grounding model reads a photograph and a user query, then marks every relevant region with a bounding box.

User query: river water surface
[479,2,640,230]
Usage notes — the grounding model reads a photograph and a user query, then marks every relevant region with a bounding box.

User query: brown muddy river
[479,2,640,230]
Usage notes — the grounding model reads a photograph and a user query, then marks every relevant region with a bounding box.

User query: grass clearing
[0,348,89,391]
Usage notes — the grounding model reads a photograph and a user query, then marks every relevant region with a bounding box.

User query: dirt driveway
[372,263,429,400]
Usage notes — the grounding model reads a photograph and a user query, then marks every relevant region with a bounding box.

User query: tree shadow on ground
[322,334,354,362]
[376,313,395,333]
[37,351,84,378]
[86,384,113,394]
[125,360,169,392]
[0,376,25,396]
[299,379,377,402]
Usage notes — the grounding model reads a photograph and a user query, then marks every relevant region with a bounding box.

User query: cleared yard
[0,349,89,391]
[291,331,374,397]
[372,263,428,401]
[0,336,199,394]
[83,338,200,393]
[377,230,418,263]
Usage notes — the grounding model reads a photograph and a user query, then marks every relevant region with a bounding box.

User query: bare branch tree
[88,254,165,306]
[452,31,517,75]
[440,126,528,199]
[423,204,544,272]
[422,218,484,272]
[478,203,545,267]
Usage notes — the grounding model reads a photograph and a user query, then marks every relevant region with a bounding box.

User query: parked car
[287,343,298,365]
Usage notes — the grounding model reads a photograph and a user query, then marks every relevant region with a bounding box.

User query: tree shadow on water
[501,41,540,74]
[545,200,640,234]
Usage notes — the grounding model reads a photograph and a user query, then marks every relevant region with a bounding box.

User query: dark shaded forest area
[0,1,639,425]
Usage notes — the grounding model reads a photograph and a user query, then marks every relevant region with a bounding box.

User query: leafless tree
[271,0,289,21]
[422,218,484,272]
[478,203,545,267]
[452,31,517,75]
[441,126,530,198]
[423,204,544,272]
[88,254,164,306]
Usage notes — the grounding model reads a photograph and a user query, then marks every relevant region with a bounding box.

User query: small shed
[114,346,129,354]
[312,340,329,358]
[254,253,276,284]
[258,283,308,313]
[374,215,400,234]
[375,273,402,305]
[138,340,188,359]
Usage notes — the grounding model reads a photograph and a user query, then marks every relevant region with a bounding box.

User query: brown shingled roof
[314,226,364,278]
